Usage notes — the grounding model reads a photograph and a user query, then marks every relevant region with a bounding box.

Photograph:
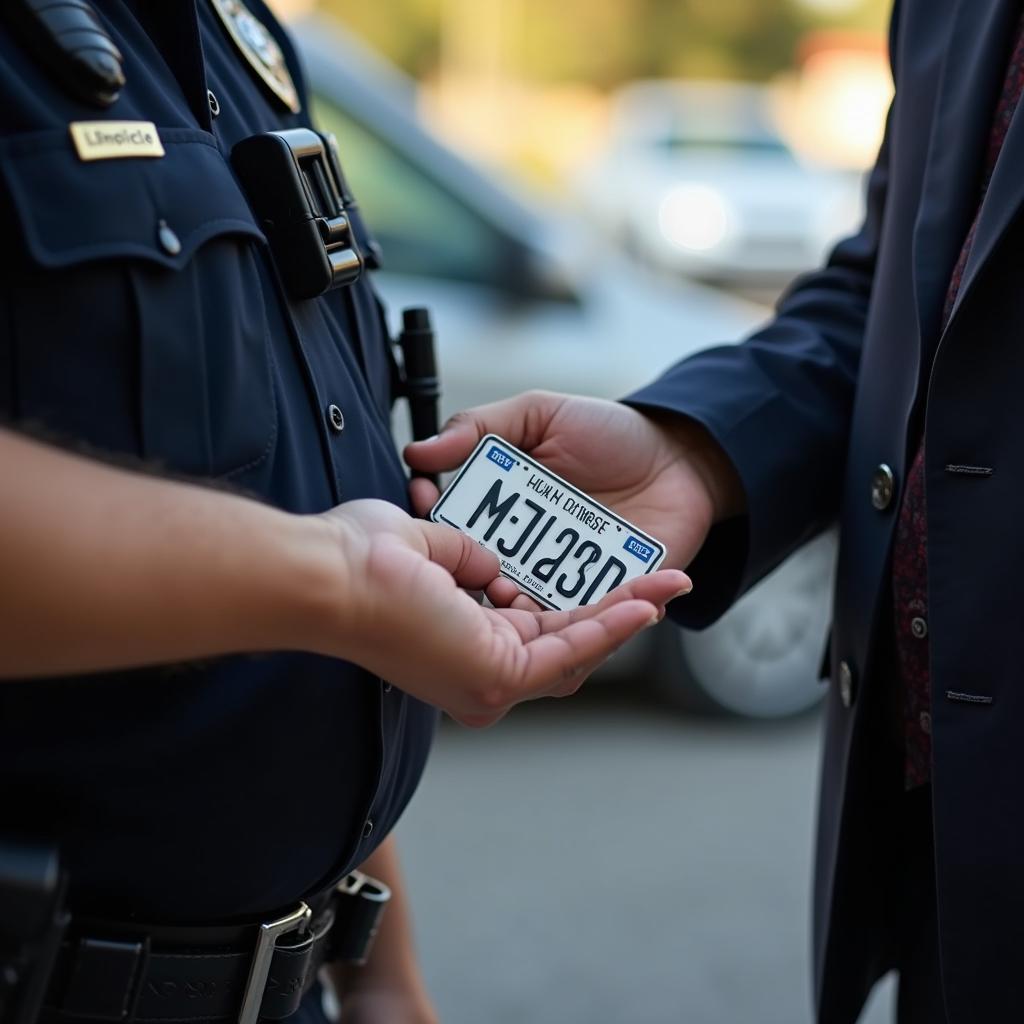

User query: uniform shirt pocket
[1,128,277,479]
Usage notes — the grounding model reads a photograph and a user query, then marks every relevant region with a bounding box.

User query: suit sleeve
[625,7,902,629]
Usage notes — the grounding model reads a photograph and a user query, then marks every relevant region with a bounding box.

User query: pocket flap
[1,127,265,270]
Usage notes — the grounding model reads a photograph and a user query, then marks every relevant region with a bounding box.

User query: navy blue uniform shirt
[0,0,438,923]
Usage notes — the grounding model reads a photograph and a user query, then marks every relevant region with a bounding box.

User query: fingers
[547,650,609,698]
[409,476,441,519]
[547,569,690,629]
[450,708,510,729]
[481,570,692,709]
[403,391,565,475]
[487,568,691,612]
[484,575,531,608]
[515,598,660,695]
[495,568,690,640]
[607,569,692,607]
[447,586,683,724]
[417,521,499,590]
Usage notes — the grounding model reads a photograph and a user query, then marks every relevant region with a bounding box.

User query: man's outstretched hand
[316,499,692,727]
[404,391,744,610]
[0,427,690,705]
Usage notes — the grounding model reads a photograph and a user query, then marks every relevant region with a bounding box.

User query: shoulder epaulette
[2,0,125,108]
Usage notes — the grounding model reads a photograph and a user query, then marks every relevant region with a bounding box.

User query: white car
[577,80,862,285]
[296,18,835,717]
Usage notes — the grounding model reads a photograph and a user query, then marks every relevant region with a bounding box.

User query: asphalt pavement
[395,690,896,1024]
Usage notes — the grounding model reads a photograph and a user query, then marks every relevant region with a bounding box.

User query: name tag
[431,435,666,612]
[69,121,165,162]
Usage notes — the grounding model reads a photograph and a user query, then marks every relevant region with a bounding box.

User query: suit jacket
[627,1,1024,1020]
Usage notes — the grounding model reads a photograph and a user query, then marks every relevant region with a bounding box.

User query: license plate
[430,435,666,612]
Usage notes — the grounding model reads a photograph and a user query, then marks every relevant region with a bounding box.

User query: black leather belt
[37,871,390,1024]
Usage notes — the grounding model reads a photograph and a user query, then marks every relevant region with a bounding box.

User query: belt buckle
[237,901,311,1024]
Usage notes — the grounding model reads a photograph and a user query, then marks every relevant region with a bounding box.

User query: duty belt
[2,854,389,1024]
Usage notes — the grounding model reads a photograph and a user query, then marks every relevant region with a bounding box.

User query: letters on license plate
[429,435,666,612]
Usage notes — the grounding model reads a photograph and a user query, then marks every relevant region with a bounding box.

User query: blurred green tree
[318,0,443,79]
[319,0,892,84]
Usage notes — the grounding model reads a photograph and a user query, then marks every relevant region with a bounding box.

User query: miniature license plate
[430,434,666,612]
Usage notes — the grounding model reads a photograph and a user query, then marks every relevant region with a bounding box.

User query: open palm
[320,498,690,725]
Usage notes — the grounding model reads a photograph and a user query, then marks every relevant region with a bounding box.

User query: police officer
[0,3,688,1023]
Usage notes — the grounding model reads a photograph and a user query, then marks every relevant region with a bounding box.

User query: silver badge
[208,0,300,114]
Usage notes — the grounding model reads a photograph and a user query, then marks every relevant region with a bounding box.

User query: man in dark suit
[405,1,1024,1019]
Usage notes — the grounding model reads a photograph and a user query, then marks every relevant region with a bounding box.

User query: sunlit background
[276,0,890,179]
[265,1,898,1021]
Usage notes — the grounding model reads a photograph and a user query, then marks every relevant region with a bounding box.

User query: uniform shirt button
[870,464,896,511]
[327,404,345,433]
[839,660,856,709]
[382,679,393,694]
[157,219,181,256]
[919,711,932,735]
[362,819,374,839]
[911,616,928,639]
[207,89,221,117]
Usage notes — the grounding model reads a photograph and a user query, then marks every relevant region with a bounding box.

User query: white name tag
[430,435,666,612]
[69,121,165,162]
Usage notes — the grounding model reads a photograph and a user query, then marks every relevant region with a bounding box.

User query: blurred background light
[658,184,732,252]
[796,0,863,13]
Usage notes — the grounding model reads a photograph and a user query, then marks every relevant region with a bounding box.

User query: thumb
[404,392,564,474]
[417,520,500,590]
[403,416,481,475]
[409,475,441,519]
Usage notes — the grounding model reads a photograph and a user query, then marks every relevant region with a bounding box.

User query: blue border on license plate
[429,435,667,612]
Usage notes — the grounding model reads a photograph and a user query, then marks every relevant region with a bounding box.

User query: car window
[311,94,504,284]
[655,137,795,161]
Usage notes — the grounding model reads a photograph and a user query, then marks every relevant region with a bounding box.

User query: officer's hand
[318,499,690,726]
[404,391,744,609]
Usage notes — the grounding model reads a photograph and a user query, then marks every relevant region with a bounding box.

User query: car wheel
[653,530,838,718]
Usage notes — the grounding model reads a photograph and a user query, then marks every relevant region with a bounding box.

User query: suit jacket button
[327,404,345,433]
[839,660,856,708]
[870,464,896,511]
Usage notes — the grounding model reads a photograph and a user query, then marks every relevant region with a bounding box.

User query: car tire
[652,530,838,718]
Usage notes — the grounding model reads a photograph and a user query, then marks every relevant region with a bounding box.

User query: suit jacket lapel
[948,25,1024,328]
[911,0,1020,350]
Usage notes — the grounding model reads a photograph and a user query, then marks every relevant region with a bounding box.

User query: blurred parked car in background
[576,80,862,286]
[295,17,836,718]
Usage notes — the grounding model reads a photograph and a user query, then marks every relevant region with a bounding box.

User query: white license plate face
[430,435,666,612]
